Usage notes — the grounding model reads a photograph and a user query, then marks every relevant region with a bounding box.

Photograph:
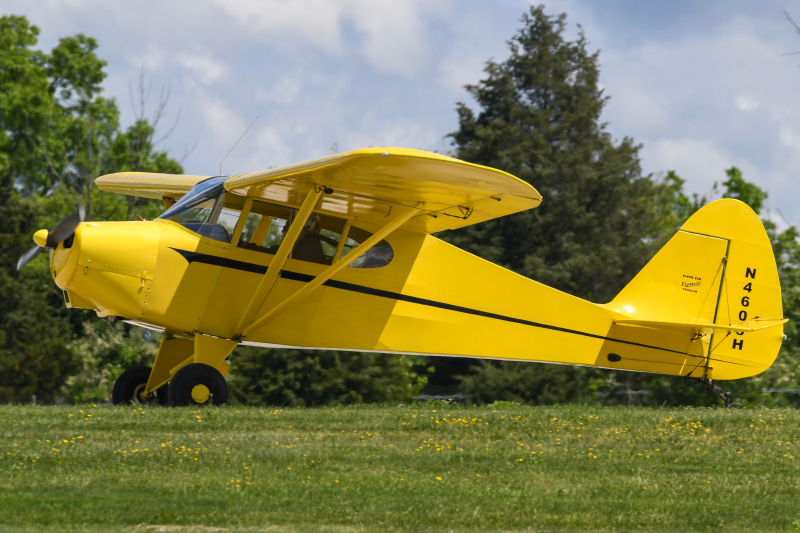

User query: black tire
[168,363,228,406]
[157,382,170,406]
[112,366,167,405]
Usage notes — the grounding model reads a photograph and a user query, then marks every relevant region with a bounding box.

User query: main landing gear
[111,366,169,406]
[112,333,235,407]
[168,363,228,406]
[112,363,228,407]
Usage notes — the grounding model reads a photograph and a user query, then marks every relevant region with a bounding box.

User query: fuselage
[49,176,784,383]
[51,208,730,380]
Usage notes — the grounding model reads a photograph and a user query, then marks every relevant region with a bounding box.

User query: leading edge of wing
[223,147,542,233]
[95,173,212,201]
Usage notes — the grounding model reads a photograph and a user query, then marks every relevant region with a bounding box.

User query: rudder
[604,199,784,379]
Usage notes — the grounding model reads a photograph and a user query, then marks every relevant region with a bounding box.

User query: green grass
[1,403,799,532]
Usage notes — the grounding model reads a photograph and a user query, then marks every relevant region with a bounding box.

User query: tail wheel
[112,366,168,405]
[168,363,228,406]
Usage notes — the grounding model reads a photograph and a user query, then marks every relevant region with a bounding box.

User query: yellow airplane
[19,148,787,407]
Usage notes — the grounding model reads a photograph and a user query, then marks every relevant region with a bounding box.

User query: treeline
[1,7,798,406]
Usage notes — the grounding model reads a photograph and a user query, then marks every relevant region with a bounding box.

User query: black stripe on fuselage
[277,270,696,358]
[170,248,268,274]
[169,247,749,367]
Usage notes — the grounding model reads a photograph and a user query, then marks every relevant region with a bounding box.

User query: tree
[1,16,431,405]
[0,15,183,403]
[720,166,767,214]
[111,72,184,220]
[0,16,74,402]
[60,322,161,404]
[227,347,428,406]
[430,5,691,402]
[446,6,675,300]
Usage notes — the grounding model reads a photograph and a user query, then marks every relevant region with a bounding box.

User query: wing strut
[239,203,422,339]
[234,186,324,336]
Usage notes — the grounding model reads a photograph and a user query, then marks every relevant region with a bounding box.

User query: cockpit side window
[160,185,395,267]
[235,199,393,268]
[237,201,293,254]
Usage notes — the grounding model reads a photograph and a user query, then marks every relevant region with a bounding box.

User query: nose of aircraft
[16,208,85,271]
[32,229,48,247]
[53,220,161,318]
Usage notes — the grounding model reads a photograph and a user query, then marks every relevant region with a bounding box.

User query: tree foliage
[445,6,680,301]
[433,5,696,402]
[227,347,427,407]
[0,15,179,403]
[721,166,767,215]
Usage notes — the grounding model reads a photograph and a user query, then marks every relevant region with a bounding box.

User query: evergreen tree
[446,6,672,300]
[432,5,687,402]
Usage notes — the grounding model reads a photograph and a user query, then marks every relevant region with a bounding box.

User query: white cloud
[609,83,668,131]
[127,44,168,72]
[644,138,730,195]
[7,0,800,225]
[735,94,761,112]
[177,53,227,84]
[778,127,800,152]
[344,0,446,78]
[208,0,449,78]
[252,127,295,169]
[194,93,247,166]
[258,77,302,105]
[436,42,493,96]
[209,0,344,51]
[342,113,441,153]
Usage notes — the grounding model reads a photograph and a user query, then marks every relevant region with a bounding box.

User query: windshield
[159,176,227,220]
[158,177,236,241]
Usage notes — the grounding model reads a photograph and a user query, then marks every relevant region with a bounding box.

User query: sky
[5,0,800,225]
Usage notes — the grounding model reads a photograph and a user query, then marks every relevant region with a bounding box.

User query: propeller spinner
[17,207,85,270]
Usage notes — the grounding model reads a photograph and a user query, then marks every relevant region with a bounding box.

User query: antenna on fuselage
[219,114,260,176]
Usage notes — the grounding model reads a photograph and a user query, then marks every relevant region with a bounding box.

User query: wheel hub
[191,384,211,403]
[133,383,156,405]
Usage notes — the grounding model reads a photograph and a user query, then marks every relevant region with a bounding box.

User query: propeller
[17,207,85,271]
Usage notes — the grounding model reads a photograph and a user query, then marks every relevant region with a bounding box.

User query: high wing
[95,173,211,201]
[224,147,542,233]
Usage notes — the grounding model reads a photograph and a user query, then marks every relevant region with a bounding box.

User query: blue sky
[6,0,800,225]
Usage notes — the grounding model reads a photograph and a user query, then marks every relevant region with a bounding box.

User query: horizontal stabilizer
[614,318,788,335]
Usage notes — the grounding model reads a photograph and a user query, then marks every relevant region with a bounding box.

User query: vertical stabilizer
[603,199,784,380]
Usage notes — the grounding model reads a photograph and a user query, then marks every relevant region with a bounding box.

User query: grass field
[1,403,799,532]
